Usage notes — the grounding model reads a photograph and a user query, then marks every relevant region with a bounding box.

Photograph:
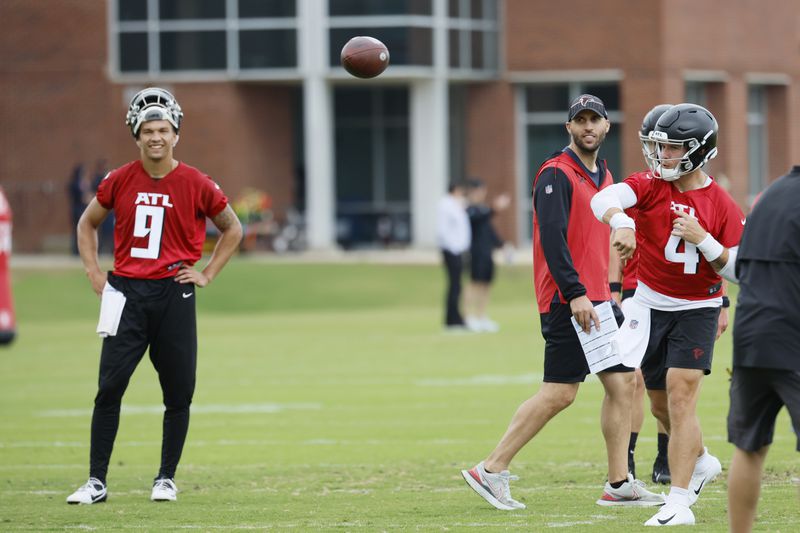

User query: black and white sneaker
[651,456,671,485]
[66,478,107,504]
[151,478,178,501]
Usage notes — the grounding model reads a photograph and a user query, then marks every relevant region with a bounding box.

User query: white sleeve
[590,183,638,222]
[718,246,739,284]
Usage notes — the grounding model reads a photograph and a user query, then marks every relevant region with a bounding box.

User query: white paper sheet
[570,301,623,373]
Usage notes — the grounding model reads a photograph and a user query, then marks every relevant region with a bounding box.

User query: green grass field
[1,259,797,531]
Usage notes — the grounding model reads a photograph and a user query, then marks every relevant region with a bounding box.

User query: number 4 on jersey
[131,205,165,259]
[664,234,699,274]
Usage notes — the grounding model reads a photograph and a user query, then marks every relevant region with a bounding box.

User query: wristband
[721,296,730,308]
[696,233,724,262]
[609,212,636,231]
[609,282,622,293]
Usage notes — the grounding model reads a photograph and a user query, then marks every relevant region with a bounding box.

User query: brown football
[340,36,390,79]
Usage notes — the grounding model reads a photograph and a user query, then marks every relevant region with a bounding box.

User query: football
[340,36,390,79]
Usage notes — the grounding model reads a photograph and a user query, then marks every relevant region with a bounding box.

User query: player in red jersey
[609,105,732,488]
[67,88,242,505]
[592,103,744,526]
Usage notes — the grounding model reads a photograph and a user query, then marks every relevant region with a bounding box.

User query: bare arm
[608,230,624,304]
[174,204,243,287]
[77,198,111,296]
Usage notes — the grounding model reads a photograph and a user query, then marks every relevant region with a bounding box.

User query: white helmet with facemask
[125,87,183,137]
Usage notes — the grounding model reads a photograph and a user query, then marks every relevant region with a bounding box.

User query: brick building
[1,0,798,252]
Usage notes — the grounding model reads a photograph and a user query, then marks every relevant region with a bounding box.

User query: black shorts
[540,301,632,383]
[640,306,719,390]
[727,366,800,452]
[469,253,494,283]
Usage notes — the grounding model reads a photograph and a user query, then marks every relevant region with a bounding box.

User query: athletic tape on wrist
[609,212,635,231]
[696,233,724,262]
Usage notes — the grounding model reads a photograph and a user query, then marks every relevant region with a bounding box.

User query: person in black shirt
[464,178,509,332]
[727,165,800,533]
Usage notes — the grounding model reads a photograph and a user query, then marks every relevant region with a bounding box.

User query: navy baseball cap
[567,94,608,121]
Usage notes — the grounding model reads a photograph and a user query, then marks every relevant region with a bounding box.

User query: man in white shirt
[437,181,471,329]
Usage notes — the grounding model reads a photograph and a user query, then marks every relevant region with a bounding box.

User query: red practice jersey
[624,172,744,300]
[96,161,228,280]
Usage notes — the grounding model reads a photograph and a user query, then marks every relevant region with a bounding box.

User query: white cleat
[645,502,695,526]
[461,461,526,510]
[479,318,500,333]
[596,474,665,507]
[688,448,722,506]
[151,478,178,502]
[66,478,107,505]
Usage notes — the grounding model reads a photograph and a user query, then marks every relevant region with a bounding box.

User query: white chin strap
[654,164,682,181]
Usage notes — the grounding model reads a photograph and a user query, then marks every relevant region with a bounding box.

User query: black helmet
[647,103,718,181]
[639,104,673,172]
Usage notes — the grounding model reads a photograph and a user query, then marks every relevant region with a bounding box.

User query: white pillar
[298,0,335,249]
[410,0,449,248]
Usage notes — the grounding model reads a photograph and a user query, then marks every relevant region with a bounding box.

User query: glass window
[448,0,460,17]
[118,0,147,21]
[119,33,148,72]
[470,0,483,18]
[240,30,297,68]
[159,0,225,20]
[334,87,411,247]
[330,27,432,66]
[448,29,460,67]
[583,83,620,111]
[160,31,226,70]
[384,127,410,202]
[684,81,708,107]
[330,0,432,16]
[525,84,570,113]
[470,30,484,69]
[747,85,767,197]
[239,0,296,17]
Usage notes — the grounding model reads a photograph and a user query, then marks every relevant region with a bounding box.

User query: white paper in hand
[569,301,623,373]
[96,281,126,338]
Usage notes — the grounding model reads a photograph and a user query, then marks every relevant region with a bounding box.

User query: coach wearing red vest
[462,95,662,510]
[68,88,243,505]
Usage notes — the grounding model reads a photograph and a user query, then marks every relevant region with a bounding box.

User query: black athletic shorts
[469,253,494,283]
[727,366,800,452]
[540,301,632,383]
[640,306,719,390]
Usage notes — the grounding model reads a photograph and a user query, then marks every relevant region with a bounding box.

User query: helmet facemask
[125,88,183,137]
[646,130,718,181]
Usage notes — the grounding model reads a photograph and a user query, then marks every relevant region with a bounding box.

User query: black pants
[442,250,464,326]
[90,274,197,483]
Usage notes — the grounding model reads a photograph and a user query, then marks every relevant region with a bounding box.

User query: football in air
[340,36,390,79]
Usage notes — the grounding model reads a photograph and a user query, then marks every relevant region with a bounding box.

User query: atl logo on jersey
[135,192,174,208]
[670,201,695,218]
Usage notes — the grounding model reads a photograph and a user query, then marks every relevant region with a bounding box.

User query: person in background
[69,163,93,255]
[437,180,471,331]
[92,159,115,255]
[464,177,509,333]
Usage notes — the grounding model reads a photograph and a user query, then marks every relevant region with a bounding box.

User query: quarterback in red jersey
[592,103,744,526]
[68,88,242,505]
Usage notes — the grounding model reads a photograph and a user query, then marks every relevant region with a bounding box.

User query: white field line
[37,403,322,418]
